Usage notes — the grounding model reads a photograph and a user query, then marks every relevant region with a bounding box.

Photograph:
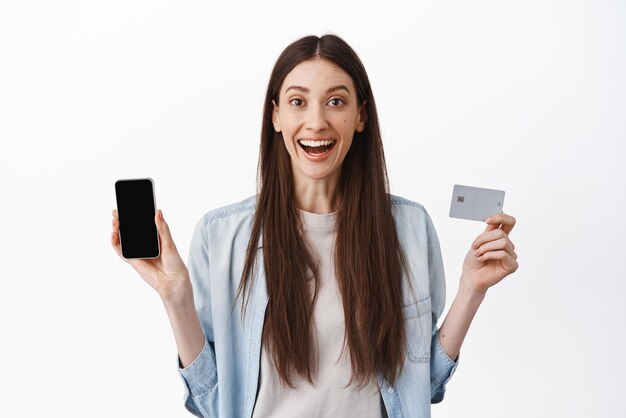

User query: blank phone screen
[115,178,160,259]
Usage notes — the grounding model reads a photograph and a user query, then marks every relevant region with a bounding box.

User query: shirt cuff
[177,337,218,397]
[430,328,460,403]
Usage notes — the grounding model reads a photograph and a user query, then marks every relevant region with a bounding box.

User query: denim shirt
[177,194,459,418]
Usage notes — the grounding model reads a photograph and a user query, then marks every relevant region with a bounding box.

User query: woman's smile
[296,138,337,161]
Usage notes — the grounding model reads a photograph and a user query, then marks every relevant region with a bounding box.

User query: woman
[111,34,518,418]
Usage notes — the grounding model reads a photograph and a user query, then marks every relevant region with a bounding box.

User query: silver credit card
[449,184,505,221]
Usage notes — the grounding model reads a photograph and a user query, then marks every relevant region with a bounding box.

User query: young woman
[111,34,518,418]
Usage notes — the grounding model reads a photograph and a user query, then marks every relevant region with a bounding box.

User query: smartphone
[449,184,505,222]
[114,178,160,259]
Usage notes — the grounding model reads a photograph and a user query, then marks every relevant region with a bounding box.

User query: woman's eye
[328,98,344,106]
[289,98,304,107]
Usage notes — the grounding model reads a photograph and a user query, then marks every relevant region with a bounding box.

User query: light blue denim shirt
[177,194,459,418]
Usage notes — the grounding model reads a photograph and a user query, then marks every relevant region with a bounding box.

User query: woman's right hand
[111,208,190,302]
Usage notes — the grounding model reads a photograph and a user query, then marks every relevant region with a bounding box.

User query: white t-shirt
[251,208,385,418]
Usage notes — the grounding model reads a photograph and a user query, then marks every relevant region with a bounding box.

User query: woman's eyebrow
[284,85,350,95]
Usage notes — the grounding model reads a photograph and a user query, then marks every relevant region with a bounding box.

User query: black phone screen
[114,178,160,259]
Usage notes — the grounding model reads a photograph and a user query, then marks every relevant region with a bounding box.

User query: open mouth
[297,139,337,156]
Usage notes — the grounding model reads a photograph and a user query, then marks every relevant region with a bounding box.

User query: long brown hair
[237,34,411,389]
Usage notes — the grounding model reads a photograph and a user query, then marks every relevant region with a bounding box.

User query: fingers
[111,231,122,257]
[483,212,516,235]
[474,212,517,253]
[473,237,516,259]
[111,227,122,258]
[472,228,508,250]
[111,209,122,257]
[475,249,519,274]
[155,209,176,251]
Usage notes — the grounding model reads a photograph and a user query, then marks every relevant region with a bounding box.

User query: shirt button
[387,386,395,394]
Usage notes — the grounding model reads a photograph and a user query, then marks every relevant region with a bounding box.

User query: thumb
[155,209,176,249]
[482,216,501,233]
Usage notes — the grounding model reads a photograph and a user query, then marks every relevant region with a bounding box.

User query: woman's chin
[294,164,341,183]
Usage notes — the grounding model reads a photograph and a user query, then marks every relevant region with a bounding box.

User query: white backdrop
[1,1,624,417]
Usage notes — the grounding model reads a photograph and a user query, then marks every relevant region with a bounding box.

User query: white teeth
[298,139,335,147]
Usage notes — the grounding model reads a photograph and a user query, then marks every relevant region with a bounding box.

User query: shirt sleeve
[424,209,460,404]
[177,216,218,417]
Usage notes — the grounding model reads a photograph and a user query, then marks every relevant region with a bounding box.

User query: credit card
[449,184,505,221]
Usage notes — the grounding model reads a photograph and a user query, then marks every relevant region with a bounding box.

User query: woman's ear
[355,100,368,133]
[271,99,281,132]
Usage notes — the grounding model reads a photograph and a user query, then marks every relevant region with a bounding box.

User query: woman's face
[272,58,367,184]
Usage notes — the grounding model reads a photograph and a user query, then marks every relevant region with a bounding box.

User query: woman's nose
[304,106,329,131]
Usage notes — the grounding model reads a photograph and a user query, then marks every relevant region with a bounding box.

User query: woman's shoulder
[388,194,441,259]
[389,194,430,216]
[389,193,438,235]
[194,194,258,229]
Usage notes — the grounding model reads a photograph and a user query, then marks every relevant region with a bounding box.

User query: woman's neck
[292,173,341,214]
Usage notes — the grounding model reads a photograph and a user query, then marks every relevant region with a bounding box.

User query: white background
[1,1,625,417]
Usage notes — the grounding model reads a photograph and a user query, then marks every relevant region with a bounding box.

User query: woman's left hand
[461,212,519,294]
